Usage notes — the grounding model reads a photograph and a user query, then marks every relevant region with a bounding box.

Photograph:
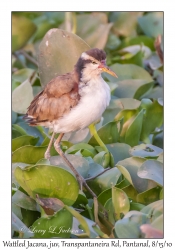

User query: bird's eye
[92,61,97,64]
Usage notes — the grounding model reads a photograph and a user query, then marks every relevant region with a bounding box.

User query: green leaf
[12,135,39,152]
[12,190,37,211]
[76,13,113,49]
[116,157,152,193]
[88,167,121,195]
[104,198,115,224]
[89,121,120,146]
[138,12,163,38]
[125,109,144,146]
[140,99,163,142]
[137,186,161,205]
[31,208,73,238]
[106,143,131,165]
[12,68,35,83]
[112,187,130,220]
[12,111,17,124]
[12,212,34,238]
[105,63,152,83]
[12,14,37,51]
[38,28,90,87]
[50,155,90,178]
[113,79,153,99]
[130,202,145,211]
[12,79,34,114]
[66,143,97,158]
[130,144,163,158]
[115,211,150,238]
[141,200,163,222]
[65,206,90,237]
[17,122,46,144]
[12,124,27,136]
[118,36,155,51]
[14,164,79,205]
[110,12,143,37]
[12,145,48,164]
[138,160,163,187]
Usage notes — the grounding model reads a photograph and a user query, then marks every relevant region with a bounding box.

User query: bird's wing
[24,72,80,125]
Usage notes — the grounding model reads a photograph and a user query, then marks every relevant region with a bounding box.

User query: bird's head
[75,48,117,81]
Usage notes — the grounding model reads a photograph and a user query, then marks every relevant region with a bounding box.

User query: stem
[86,204,94,221]
[89,123,109,152]
[19,50,38,67]
[92,224,109,238]
[85,167,110,181]
[65,12,72,32]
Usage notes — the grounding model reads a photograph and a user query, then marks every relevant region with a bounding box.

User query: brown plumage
[24,70,80,125]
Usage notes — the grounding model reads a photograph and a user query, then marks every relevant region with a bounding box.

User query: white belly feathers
[52,77,110,133]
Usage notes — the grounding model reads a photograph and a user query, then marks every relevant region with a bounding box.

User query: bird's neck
[80,68,102,85]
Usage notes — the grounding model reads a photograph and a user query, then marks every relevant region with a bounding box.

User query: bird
[24,48,117,190]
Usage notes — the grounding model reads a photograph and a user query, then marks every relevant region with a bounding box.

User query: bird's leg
[89,123,109,152]
[44,132,55,159]
[54,133,97,197]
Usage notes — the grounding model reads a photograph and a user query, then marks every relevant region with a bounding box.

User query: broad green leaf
[151,214,163,231]
[130,144,163,158]
[138,12,163,38]
[130,202,145,211]
[110,12,143,37]
[115,211,150,238]
[12,125,29,141]
[49,155,90,178]
[113,50,144,67]
[12,111,17,124]
[122,185,138,202]
[118,36,155,51]
[105,63,152,83]
[66,143,97,158]
[93,151,111,168]
[89,121,120,146]
[112,187,130,220]
[141,200,163,222]
[140,99,163,142]
[12,212,34,238]
[88,167,121,195]
[116,157,151,193]
[104,198,115,224]
[125,109,144,146]
[113,79,153,99]
[12,68,35,83]
[38,28,90,87]
[138,160,163,186]
[153,131,163,149]
[31,208,73,238]
[65,206,90,237]
[137,186,161,205]
[12,14,37,51]
[159,188,163,199]
[12,190,37,211]
[12,135,39,152]
[106,143,131,165]
[12,79,34,114]
[76,13,113,49]
[97,188,112,215]
[14,164,79,205]
[12,145,48,164]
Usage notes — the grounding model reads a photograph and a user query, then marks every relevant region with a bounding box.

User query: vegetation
[12,11,163,238]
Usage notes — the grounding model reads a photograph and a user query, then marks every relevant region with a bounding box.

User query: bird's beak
[99,62,118,78]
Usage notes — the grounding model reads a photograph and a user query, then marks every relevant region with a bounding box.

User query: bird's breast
[53,78,110,133]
